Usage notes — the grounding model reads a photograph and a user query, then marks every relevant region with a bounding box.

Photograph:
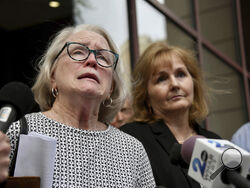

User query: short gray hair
[32,24,126,123]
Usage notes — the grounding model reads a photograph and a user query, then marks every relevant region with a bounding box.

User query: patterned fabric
[231,122,250,153]
[7,112,156,188]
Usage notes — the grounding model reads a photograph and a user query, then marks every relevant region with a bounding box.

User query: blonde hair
[132,41,208,124]
[32,24,125,123]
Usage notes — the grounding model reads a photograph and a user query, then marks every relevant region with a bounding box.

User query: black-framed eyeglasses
[54,42,119,69]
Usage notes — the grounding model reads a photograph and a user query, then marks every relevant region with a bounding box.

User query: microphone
[0,82,34,133]
[169,135,205,168]
[169,142,189,168]
[181,136,250,188]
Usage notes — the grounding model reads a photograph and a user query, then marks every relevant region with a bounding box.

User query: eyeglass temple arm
[54,43,67,62]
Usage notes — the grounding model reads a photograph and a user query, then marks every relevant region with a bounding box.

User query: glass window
[137,0,167,44]
[202,47,248,139]
[164,0,195,28]
[166,20,196,51]
[137,0,196,52]
[199,0,240,63]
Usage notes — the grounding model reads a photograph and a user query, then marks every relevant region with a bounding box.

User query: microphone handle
[226,170,250,188]
[0,105,16,133]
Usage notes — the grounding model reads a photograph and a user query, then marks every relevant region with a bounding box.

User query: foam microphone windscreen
[169,143,182,165]
[169,142,189,168]
[181,135,205,164]
[0,82,34,120]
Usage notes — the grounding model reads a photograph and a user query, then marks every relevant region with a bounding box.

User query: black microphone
[169,142,189,168]
[221,168,250,188]
[0,82,34,133]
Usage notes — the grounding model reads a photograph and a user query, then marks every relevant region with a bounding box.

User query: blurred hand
[0,132,10,183]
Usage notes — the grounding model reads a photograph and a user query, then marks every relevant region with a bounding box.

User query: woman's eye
[97,55,107,61]
[156,76,167,83]
[72,50,84,55]
[176,71,186,78]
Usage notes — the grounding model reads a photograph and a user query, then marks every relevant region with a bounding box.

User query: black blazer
[120,120,220,188]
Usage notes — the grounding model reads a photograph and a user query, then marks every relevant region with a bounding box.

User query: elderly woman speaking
[0,24,156,187]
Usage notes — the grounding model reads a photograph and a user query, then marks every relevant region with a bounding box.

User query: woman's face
[51,30,113,101]
[147,55,194,116]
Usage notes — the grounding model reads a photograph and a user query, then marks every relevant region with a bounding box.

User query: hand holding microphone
[0,82,34,183]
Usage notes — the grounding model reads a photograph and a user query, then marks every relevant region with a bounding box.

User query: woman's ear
[50,70,57,88]
[50,61,58,82]
[109,80,115,97]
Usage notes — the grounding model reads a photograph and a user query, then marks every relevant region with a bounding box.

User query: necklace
[177,131,195,144]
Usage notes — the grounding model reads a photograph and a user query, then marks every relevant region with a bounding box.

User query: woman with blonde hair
[121,41,220,187]
[0,24,156,187]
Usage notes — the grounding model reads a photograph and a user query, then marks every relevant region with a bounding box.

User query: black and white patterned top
[7,112,156,188]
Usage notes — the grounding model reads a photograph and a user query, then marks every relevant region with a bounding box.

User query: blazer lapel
[150,120,177,155]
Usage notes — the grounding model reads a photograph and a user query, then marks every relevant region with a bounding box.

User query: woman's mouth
[78,73,99,83]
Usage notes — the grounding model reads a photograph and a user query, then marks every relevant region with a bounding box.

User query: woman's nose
[84,52,97,68]
[116,112,124,121]
[169,76,179,89]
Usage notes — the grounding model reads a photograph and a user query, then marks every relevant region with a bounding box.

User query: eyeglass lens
[67,43,115,67]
